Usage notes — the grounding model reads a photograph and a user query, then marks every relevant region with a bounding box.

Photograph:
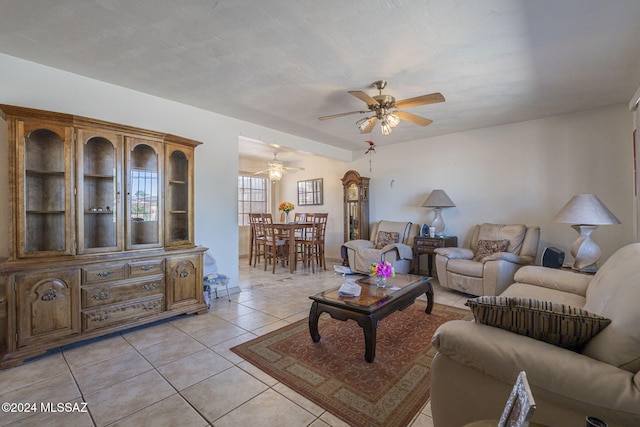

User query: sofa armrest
[482,252,532,265]
[434,247,474,259]
[379,242,413,260]
[513,265,591,296]
[432,320,640,414]
[342,239,375,251]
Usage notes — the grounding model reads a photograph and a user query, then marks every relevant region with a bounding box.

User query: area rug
[231,302,472,427]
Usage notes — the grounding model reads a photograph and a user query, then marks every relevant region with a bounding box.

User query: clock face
[347,183,359,201]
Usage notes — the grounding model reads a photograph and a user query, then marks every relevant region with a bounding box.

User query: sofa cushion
[476,223,527,255]
[375,231,399,249]
[501,282,587,308]
[375,221,411,244]
[473,239,509,261]
[466,296,611,350]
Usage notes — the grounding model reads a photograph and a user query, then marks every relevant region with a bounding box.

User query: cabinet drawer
[128,259,164,277]
[82,277,164,309]
[83,264,126,284]
[82,296,164,332]
[416,239,443,248]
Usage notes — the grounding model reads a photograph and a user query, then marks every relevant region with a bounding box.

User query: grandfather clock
[341,170,370,243]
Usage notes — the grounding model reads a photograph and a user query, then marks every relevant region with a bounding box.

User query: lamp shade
[421,189,456,208]
[552,194,620,225]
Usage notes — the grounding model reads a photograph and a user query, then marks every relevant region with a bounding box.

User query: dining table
[270,222,314,273]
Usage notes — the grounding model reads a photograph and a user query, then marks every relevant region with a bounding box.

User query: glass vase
[375,276,387,288]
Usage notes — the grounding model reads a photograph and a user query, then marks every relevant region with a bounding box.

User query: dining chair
[249,213,267,267]
[296,213,328,272]
[262,213,289,273]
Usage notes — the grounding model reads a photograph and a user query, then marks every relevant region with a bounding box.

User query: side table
[413,235,458,276]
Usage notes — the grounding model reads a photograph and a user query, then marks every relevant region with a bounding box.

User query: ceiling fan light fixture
[356,117,372,132]
[268,160,284,181]
[380,120,392,135]
[386,112,400,128]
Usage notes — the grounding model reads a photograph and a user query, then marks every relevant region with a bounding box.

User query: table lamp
[421,189,456,236]
[552,194,620,271]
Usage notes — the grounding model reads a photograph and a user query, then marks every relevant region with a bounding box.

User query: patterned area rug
[231,302,472,427]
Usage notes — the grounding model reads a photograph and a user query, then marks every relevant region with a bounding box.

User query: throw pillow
[465,296,612,350]
[376,231,400,249]
[473,239,509,261]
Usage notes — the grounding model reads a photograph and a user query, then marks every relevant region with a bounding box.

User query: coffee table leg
[309,302,321,343]
[357,317,377,363]
[425,290,434,314]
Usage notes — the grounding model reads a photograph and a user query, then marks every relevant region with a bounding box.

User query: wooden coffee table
[308,274,433,363]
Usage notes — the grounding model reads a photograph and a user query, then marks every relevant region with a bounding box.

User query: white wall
[347,104,635,264]
[0,53,353,286]
[1,52,635,276]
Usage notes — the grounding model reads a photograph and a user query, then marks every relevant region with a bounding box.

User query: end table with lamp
[414,235,458,276]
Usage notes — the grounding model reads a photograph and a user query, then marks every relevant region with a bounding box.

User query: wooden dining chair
[262,213,289,273]
[249,213,267,267]
[296,213,328,272]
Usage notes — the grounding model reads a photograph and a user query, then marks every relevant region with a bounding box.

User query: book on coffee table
[337,281,361,297]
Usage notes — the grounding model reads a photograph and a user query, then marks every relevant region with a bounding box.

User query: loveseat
[342,220,419,274]
[430,243,640,427]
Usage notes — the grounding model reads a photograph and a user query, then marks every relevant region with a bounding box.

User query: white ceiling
[1,0,640,162]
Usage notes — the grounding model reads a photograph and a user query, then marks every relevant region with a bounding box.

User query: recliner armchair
[434,223,540,296]
[342,220,419,274]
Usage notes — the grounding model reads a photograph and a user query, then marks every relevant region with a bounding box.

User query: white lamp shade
[552,194,620,225]
[421,190,456,208]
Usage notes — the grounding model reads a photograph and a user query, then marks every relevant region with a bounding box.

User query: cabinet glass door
[347,183,360,241]
[76,129,122,254]
[165,144,194,247]
[17,120,73,257]
[126,138,163,250]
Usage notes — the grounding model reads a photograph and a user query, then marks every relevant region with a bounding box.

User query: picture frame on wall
[298,178,323,206]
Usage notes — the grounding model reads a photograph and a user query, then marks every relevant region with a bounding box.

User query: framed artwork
[498,371,536,427]
[298,178,323,206]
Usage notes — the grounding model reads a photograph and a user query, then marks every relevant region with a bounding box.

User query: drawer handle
[41,288,57,301]
[97,271,114,278]
[140,265,153,271]
[93,291,111,300]
[142,283,159,291]
[143,303,159,311]
[91,314,109,322]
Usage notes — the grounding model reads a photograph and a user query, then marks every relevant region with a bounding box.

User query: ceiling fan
[319,80,445,135]
[254,152,304,181]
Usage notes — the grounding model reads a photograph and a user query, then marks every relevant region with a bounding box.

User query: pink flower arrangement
[369,262,395,278]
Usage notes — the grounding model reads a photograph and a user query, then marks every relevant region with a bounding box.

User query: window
[238,175,267,225]
[297,178,323,206]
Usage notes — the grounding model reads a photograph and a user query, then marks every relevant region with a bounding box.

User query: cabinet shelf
[27,210,65,214]
[84,174,115,180]
[26,169,65,176]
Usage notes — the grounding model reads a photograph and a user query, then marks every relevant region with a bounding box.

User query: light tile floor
[0,261,472,427]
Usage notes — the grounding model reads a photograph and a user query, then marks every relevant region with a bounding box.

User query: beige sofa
[430,243,640,427]
[342,220,419,274]
[434,223,540,296]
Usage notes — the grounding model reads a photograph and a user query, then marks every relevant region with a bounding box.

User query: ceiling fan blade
[253,169,268,175]
[360,116,378,134]
[394,111,433,127]
[348,90,380,106]
[319,110,368,120]
[283,166,305,171]
[393,92,445,109]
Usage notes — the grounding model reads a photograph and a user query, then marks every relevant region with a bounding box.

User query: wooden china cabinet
[0,105,205,369]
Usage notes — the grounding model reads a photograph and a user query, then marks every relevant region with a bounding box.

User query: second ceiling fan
[319,80,445,135]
